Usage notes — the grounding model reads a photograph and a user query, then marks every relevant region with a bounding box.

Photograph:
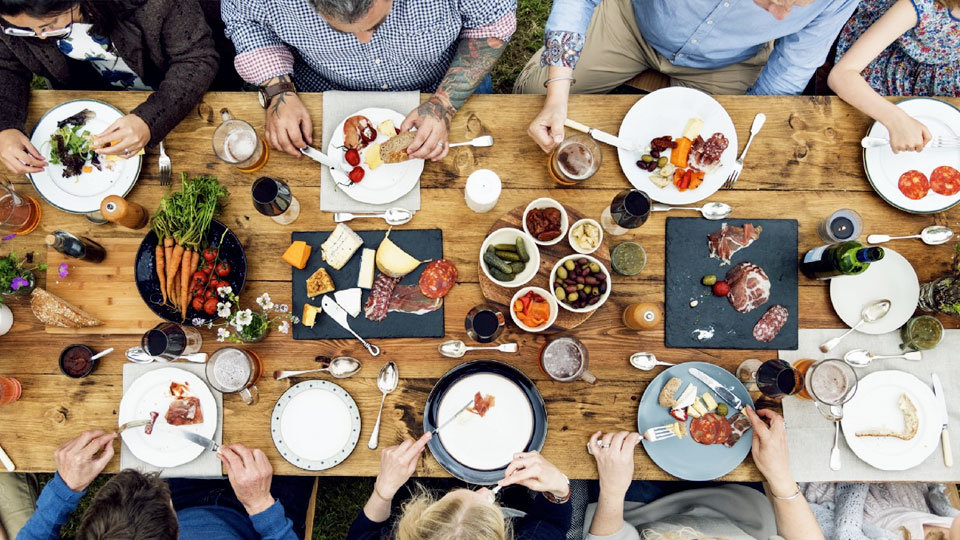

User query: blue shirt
[16,473,297,540]
[543,0,859,95]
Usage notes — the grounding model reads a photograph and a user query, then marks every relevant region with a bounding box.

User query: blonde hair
[394,485,511,540]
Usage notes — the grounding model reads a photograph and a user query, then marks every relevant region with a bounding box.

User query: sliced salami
[711,413,732,444]
[930,166,960,196]
[898,170,929,200]
[419,259,458,299]
[723,411,753,448]
[753,304,789,343]
[364,273,399,322]
[690,415,718,445]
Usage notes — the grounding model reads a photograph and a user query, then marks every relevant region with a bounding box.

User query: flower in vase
[234,309,253,330]
[58,263,69,279]
[278,321,290,334]
[217,302,232,318]
[216,327,231,342]
[256,293,274,310]
[10,277,29,290]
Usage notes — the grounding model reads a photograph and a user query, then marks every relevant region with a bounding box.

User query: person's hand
[265,91,313,157]
[400,96,453,162]
[218,444,275,515]
[587,431,640,500]
[527,98,567,153]
[883,110,932,154]
[54,430,117,492]
[93,114,150,157]
[745,407,796,497]
[373,432,432,501]
[499,450,569,499]
[0,128,46,174]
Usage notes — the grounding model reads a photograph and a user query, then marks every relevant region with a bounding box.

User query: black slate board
[292,229,444,340]
[664,217,798,350]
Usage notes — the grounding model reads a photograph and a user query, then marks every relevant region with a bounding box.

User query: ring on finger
[123,148,131,155]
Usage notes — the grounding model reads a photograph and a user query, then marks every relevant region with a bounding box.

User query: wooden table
[1,91,959,481]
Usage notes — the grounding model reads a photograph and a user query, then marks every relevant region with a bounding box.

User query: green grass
[492,0,552,94]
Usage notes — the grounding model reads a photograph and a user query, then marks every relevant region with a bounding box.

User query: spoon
[842,348,922,367]
[448,135,494,148]
[651,202,733,220]
[273,356,362,380]
[819,299,891,353]
[90,347,114,361]
[829,405,843,471]
[125,346,207,364]
[368,361,399,450]
[867,225,954,246]
[437,340,519,358]
[333,207,413,226]
[628,352,675,371]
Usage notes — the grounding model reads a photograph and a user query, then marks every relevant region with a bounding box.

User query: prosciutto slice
[165,396,203,426]
[388,285,442,315]
[467,392,495,417]
[689,132,729,172]
[708,223,762,265]
[723,411,753,448]
[725,262,771,314]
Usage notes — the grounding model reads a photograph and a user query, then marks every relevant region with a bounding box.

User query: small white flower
[216,327,230,342]
[217,285,233,297]
[256,293,274,310]
[290,315,301,324]
[236,308,253,327]
[191,317,204,327]
[278,321,290,334]
[278,304,289,313]
[217,302,232,318]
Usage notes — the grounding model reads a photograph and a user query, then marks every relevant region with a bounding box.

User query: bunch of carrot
[150,173,228,321]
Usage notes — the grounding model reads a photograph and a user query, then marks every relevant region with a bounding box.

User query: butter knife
[168,430,220,453]
[564,119,643,154]
[431,401,474,436]
[933,374,952,467]
[321,295,381,357]
[300,145,346,173]
[688,367,744,412]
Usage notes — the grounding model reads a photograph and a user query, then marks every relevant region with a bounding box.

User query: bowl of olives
[549,254,611,313]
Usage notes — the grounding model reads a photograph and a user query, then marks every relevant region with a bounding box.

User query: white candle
[464,169,502,213]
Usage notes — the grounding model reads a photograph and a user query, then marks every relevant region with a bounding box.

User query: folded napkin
[120,362,223,478]
[779,329,960,482]
[319,91,421,213]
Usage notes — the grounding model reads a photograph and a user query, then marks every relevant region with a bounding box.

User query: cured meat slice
[753,305,789,343]
[144,411,159,435]
[723,411,753,448]
[898,170,929,200]
[709,413,732,445]
[467,392,496,417]
[388,285,442,314]
[419,259,458,299]
[364,273,399,322]
[725,262,770,314]
[690,415,718,445]
[930,166,960,196]
[165,396,203,426]
[689,132,729,172]
[707,223,762,265]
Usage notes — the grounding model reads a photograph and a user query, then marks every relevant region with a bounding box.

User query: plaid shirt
[223,0,516,93]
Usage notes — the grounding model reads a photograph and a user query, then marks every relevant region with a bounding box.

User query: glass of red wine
[464,305,505,344]
[252,176,300,225]
[738,359,803,398]
[600,189,651,236]
[142,323,202,361]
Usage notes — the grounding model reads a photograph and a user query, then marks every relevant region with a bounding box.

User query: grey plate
[271,380,361,471]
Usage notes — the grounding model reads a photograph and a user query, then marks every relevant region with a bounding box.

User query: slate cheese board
[664,217,798,350]
[292,229,444,340]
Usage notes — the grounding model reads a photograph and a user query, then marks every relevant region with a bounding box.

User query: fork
[861,135,960,149]
[158,140,171,187]
[587,425,677,454]
[724,113,766,189]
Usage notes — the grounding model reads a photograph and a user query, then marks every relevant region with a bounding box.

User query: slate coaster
[292,229,444,340]
[664,217,798,350]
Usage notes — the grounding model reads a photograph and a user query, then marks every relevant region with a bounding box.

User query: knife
[321,295,381,357]
[564,119,643,154]
[300,145,347,173]
[933,373,952,467]
[689,368,744,412]
[431,400,474,436]
[168,430,220,453]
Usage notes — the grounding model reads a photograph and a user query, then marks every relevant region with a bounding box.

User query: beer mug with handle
[205,347,261,405]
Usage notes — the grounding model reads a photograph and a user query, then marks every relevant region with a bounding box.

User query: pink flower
[10,277,29,290]
[1,234,15,242]
[58,263,68,278]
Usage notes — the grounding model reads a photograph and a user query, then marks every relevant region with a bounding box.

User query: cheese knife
[564,119,644,154]
[300,145,347,173]
[321,295,381,357]
[933,373,952,467]
[688,368,744,412]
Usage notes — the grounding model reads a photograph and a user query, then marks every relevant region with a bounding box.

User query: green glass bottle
[800,241,884,280]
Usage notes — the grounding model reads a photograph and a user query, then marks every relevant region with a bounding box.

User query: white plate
[118,367,217,468]
[829,248,919,334]
[617,87,738,205]
[271,380,360,471]
[437,373,534,471]
[28,99,142,214]
[841,370,940,471]
[326,107,424,205]
[864,98,960,214]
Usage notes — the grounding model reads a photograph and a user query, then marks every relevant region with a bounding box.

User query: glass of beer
[205,347,261,405]
[0,184,41,235]
[252,176,300,225]
[213,109,269,173]
[142,323,202,361]
[539,336,596,384]
[801,359,858,417]
[0,376,22,406]
[549,134,601,185]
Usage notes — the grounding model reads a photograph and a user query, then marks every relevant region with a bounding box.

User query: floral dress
[56,23,151,90]
[835,0,960,96]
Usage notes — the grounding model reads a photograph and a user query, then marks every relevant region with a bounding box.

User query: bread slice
[30,287,102,328]
[379,131,417,164]
[658,377,682,408]
[306,267,335,298]
[855,393,919,441]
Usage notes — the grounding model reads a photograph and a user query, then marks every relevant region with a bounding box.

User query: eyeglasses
[3,26,72,37]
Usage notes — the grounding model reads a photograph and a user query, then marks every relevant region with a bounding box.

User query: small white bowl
[567,218,603,255]
[479,227,540,288]
[549,254,612,313]
[509,286,558,333]
[522,198,569,247]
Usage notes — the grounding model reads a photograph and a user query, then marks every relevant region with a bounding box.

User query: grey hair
[307,0,376,23]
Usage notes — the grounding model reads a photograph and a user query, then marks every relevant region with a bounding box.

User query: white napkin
[120,363,223,478]
[779,329,960,482]
[319,91,421,213]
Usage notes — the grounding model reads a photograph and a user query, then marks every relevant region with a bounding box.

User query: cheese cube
[364,143,383,170]
[302,304,322,327]
[282,240,312,269]
[686,405,702,419]
[321,224,363,270]
[702,393,718,412]
[692,398,708,416]
[357,248,376,289]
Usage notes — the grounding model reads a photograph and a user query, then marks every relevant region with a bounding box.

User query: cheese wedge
[321,224,363,270]
[302,304,322,327]
[282,240,312,269]
[306,267,335,298]
[377,119,397,138]
[668,421,688,439]
[364,143,383,170]
[334,288,362,317]
[357,248,376,289]
[682,117,703,140]
[692,397,708,416]
[376,229,423,278]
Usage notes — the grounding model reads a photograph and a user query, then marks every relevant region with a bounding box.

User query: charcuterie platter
[478,203,611,331]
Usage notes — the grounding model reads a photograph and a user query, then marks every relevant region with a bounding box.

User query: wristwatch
[258,81,296,108]
[542,474,571,504]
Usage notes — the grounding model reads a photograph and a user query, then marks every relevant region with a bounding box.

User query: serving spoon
[651,202,733,220]
[449,135,494,148]
[333,207,413,226]
[819,299,891,353]
[438,340,518,358]
[273,356,362,380]
[628,352,675,371]
[842,348,922,367]
[867,225,954,246]
[368,362,398,450]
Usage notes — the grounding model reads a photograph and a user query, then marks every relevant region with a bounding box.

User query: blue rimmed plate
[271,380,361,471]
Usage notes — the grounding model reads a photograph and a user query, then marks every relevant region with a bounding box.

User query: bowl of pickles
[549,254,611,313]
[479,227,541,288]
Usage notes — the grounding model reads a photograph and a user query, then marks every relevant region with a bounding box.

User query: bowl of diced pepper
[509,287,558,333]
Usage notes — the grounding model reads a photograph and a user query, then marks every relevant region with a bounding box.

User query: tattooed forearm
[427,36,506,121]
[270,92,294,118]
